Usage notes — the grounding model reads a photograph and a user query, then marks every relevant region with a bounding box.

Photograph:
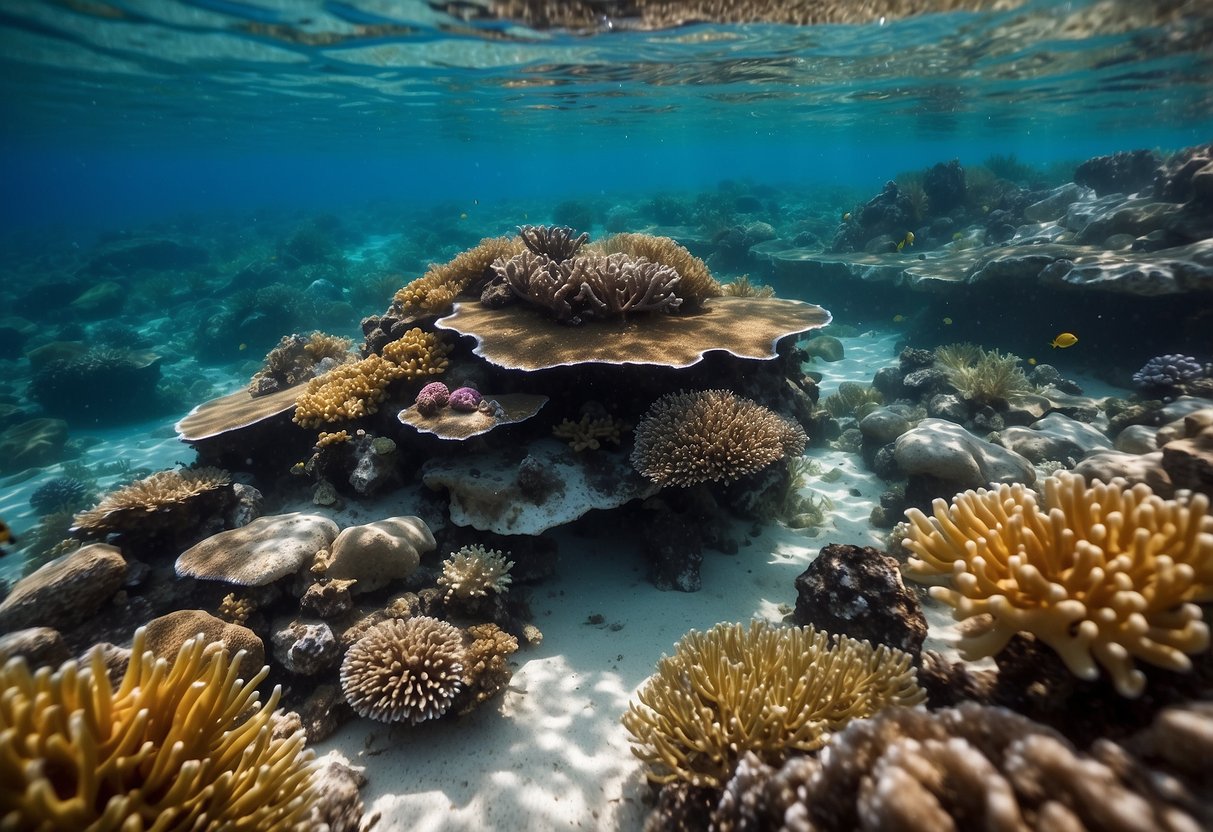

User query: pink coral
[415,382,450,417]
[448,387,483,413]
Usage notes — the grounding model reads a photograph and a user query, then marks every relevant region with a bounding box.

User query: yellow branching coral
[438,545,514,600]
[631,389,807,487]
[622,620,924,787]
[0,627,317,831]
[591,232,722,305]
[393,236,526,318]
[902,472,1213,697]
[458,623,520,714]
[71,467,231,537]
[340,616,466,724]
[552,413,626,451]
[293,328,450,428]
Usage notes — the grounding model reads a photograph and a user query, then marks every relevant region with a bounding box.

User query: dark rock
[971,406,1005,433]
[0,627,70,667]
[271,619,340,676]
[790,543,926,658]
[0,543,127,634]
[301,580,356,619]
[898,347,936,373]
[870,444,900,480]
[297,683,350,743]
[924,160,966,214]
[902,368,949,396]
[1074,149,1161,196]
[308,760,366,832]
[1154,142,1213,203]
[926,393,968,423]
[642,507,703,592]
[81,237,209,276]
[871,366,907,402]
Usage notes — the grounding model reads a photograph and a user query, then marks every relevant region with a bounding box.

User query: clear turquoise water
[1,0,1211,229]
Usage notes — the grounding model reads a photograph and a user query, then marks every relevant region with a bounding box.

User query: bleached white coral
[438,545,514,600]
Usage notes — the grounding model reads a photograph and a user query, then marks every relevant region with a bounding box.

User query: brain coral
[902,471,1213,697]
[340,616,466,724]
[622,620,923,788]
[0,627,317,830]
[631,389,807,487]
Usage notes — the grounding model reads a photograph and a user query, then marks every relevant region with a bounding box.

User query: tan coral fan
[340,616,465,724]
[393,235,525,318]
[902,472,1213,697]
[631,389,807,487]
[71,467,230,535]
[621,620,924,787]
[0,627,316,830]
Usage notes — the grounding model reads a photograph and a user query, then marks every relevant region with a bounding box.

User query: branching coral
[393,236,526,318]
[518,224,589,261]
[458,623,520,714]
[340,616,466,724]
[0,627,317,830]
[552,413,627,451]
[721,274,775,298]
[293,328,450,428]
[622,620,924,788]
[902,472,1213,697]
[934,342,1035,405]
[590,232,723,305]
[71,467,231,537]
[438,545,514,600]
[248,332,355,396]
[631,389,807,487]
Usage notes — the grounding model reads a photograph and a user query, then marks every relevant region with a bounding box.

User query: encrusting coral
[705,701,1213,832]
[631,389,807,487]
[340,616,466,724]
[392,235,526,318]
[621,620,924,788]
[0,627,318,830]
[902,471,1213,697]
[438,544,514,600]
[293,328,450,428]
[71,466,231,538]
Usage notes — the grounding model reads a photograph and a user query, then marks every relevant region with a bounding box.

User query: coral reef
[323,515,435,594]
[340,616,466,724]
[822,381,883,419]
[902,472,1213,697]
[457,623,520,714]
[631,389,807,487]
[518,223,589,260]
[1132,353,1208,392]
[248,331,355,396]
[448,386,483,412]
[935,342,1035,405]
[621,620,924,787]
[590,232,722,305]
[392,235,526,319]
[438,545,514,600]
[0,627,317,830]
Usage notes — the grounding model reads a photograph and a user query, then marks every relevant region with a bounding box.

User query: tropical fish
[892,314,905,323]
[896,231,915,252]
[459,212,468,220]
[0,519,16,557]
[942,316,953,325]
[1028,357,1037,366]
[952,231,963,241]
[238,343,247,351]
[1051,332,1078,349]
[842,212,852,223]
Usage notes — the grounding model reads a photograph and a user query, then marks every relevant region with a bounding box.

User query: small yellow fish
[459,212,468,220]
[893,314,905,323]
[1028,357,1037,366]
[1051,332,1078,349]
[0,519,15,557]
[942,316,953,325]
[896,231,915,252]
[842,212,852,223]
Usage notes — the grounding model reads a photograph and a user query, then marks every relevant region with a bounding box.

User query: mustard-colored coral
[552,413,626,451]
[71,467,231,536]
[631,389,807,487]
[293,328,450,428]
[458,623,520,714]
[902,472,1213,698]
[315,430,350,447]
[393,236,526,318]
[591,232,722,305]
[217,592,255,625]
[621,620,924,787]
[0,627,317,830]
[249,332,355,395]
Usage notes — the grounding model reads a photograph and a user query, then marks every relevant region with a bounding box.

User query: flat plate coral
[398,393,549,439]
[434,296,831,371]
[175,384,300,442]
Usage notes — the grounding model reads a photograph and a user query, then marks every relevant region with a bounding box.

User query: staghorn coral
[293,328,449,428]
[631,389,807,487]
[248,331,355,396]
[458,623,520,714]
[707,702,1213,832]
[552,413,626,451]
[935,342,1035,405]
[902,472,1213,697]
[393,235,526,318]
[0,627,317,831]
[71,467,231,538]
[340,616,466,724]
[622,620,924,788]
[518,224,589,261]
[590,232,722,305]
[438,545,514,600]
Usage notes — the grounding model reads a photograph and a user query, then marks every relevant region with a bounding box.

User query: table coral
[631,389,807,487]
[622,620,924,787]
[340,616,466,724]
[902,471,1213,697]
[0,627,318,830]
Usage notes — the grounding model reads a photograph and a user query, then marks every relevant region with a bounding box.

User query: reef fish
[896,231,915,252]
[0,519,15,557]
[1051,332,1078,349]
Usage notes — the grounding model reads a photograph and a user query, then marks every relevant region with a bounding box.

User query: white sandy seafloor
[314,329,967,832]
